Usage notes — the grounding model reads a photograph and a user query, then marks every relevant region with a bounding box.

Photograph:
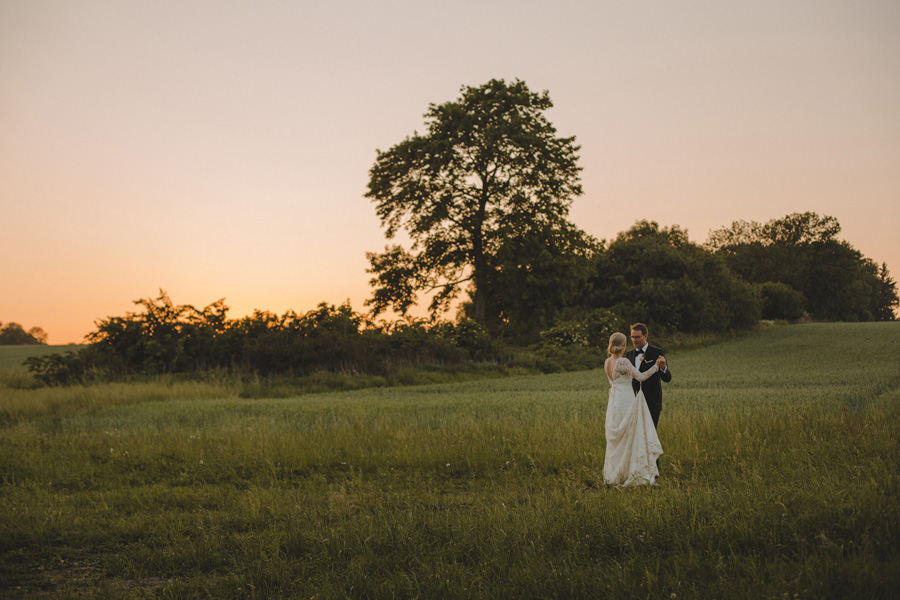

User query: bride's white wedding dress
[603,357,663,486]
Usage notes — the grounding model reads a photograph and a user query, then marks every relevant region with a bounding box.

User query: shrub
[540,308,621,348]
[757,281,806,321]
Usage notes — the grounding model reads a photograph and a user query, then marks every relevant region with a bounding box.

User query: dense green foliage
[758,281,806,320]
[478,220,598,343]
[364,79,590,325]
[707,212,898,321]
[584,221,762,334]
[2,323,898,598]
[0,322,47,345]
[22,291,606,386]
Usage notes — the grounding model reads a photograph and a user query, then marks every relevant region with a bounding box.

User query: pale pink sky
[2,1,898,344]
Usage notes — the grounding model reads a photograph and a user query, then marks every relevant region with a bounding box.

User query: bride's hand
[655,357,665,368]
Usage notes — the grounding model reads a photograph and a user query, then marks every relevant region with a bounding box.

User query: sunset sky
[2,1,899,344]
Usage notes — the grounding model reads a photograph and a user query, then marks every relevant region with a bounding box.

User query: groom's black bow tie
[635,348,644,355]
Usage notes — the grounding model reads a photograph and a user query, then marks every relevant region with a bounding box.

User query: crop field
[1,322,899,599]
[0,345,82,368]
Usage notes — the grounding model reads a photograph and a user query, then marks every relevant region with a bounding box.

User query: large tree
[364,78,584,323]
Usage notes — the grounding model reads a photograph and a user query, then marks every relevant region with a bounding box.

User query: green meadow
[1,322,898,598]
[0,345,82,369]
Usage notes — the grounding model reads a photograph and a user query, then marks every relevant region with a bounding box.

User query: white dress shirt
[634,343,648,369]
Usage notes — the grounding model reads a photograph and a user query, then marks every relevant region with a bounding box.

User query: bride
[603,332,665,486]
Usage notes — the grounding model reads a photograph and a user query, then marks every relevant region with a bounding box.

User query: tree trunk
[472,272,487,322]
[471,186,489,323]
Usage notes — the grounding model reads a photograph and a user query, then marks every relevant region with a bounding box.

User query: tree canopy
[706,211,841,250]
[364,78,587,325]
[477,219,598,342]
[706,212,897,321]
[584,221,761,334]
[0,322,48,345]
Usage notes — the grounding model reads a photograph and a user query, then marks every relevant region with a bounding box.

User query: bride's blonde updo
[607,332,627,356]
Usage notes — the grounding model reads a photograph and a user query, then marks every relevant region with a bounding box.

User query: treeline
[0,322,48,345]
[24,212,898,386]
[479,212,896,344]
[24,295,607,385]
[705,212,896,321]
[360,81,897,344]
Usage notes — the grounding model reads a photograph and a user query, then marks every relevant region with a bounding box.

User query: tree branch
[424,275,473,292]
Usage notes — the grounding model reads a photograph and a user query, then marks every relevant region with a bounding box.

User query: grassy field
[0,345,82,368]
[1,322,898,599]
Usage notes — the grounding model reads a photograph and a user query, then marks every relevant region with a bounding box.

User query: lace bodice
[607,356,659,384]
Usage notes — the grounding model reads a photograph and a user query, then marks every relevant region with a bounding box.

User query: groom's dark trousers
[626,345,672,429]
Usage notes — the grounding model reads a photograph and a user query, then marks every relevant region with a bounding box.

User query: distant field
[0,344,83,369]
[1,323,898,598]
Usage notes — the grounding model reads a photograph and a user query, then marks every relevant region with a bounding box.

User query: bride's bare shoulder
[603,356,616,374]
[606,356,628,375]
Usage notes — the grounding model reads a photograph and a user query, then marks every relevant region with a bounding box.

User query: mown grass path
[1,322,899,598]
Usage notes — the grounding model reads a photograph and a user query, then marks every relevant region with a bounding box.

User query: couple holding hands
[602,323,672,487]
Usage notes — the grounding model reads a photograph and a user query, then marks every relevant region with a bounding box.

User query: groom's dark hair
[630,322,648,336]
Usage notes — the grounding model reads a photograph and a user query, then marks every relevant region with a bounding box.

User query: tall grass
[1,323,898,598]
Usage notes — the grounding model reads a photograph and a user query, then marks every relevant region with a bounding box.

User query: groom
[626,322,671,429]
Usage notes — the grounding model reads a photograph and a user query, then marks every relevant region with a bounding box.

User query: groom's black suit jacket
[626,345,672,429]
